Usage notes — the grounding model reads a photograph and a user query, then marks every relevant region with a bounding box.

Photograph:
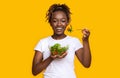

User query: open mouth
[56,27,63,32]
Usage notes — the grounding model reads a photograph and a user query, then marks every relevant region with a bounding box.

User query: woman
[32,4,91,78]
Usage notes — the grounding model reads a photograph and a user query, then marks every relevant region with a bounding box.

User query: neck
[52,34,66,40]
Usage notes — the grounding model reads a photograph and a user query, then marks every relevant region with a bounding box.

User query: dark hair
[46,4,72,23]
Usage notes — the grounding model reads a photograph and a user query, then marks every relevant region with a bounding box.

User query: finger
[58,56,63,59]
[83,34,87,38]
[82,31,88,37]
[61,52,67,57]
[63,52,67,55]
[51,55,58,59]
[84,29,89,33]
[82,29,90,36]
[51,55,55,59]
[58,52,67,58]
[82,30,87,35]
[85,29,90,33]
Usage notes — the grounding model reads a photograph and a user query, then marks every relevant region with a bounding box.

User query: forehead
[52,11,67,19]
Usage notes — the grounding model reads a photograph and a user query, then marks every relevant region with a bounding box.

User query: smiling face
[50,11,68,36]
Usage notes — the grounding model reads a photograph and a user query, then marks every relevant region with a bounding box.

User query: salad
[67,25,82,33]
[50,43,69,56]
[67,25,73,33]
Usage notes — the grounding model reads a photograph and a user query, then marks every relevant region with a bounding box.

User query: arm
[75,29,91,68]
[32,50,67,76]
[32,51,53,76]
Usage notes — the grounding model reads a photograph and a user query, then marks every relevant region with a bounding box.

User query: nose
[57,21,62,26]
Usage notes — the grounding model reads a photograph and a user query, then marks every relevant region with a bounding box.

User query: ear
[66,22,69,26]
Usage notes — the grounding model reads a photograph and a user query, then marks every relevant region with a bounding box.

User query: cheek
[62,22,68,27]
[50,23,56,27]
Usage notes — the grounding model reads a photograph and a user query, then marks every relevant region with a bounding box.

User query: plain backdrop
[0,0,120,78]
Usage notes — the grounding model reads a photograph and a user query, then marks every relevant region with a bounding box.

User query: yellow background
[0,0,120,78]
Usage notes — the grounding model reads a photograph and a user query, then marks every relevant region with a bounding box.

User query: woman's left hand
[82,28,90,41]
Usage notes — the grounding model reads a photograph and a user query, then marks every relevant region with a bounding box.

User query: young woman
[32,4,91,78]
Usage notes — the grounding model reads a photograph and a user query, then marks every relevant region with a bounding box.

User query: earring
[67,24,73,33]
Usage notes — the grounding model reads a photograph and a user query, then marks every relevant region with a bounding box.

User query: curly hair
[46,4,72,23]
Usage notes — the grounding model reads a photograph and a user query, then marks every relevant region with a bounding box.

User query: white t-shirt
[34,36,83,78]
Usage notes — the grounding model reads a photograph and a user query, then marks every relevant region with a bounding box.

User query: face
[50,11,68,35]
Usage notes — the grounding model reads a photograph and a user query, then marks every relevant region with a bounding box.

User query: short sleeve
[34,40,43,53]
[74,38,83,51]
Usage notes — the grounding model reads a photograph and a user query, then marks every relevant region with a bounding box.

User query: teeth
[56,28,62,30]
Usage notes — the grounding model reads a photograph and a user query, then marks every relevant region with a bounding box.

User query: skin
[50,11,68,39]
[75,29,91,68]
[32,11,91,76]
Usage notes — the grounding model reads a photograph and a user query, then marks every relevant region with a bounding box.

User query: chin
[56,32,63,36]
[56,34,62,36]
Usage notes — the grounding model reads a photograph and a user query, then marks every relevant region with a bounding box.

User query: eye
[52,20,57,23]
[61,19,66,22]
